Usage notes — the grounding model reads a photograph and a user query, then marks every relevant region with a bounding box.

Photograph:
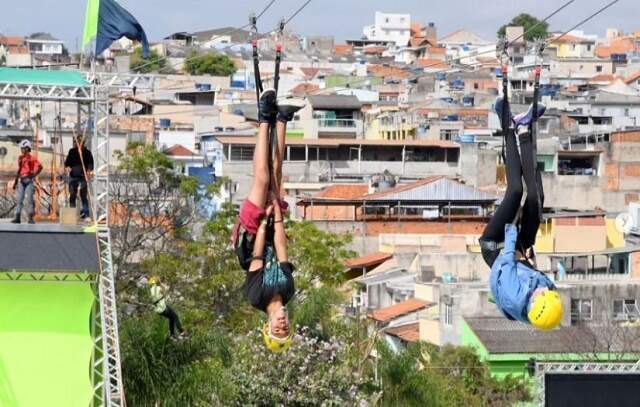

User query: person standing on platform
[64,136,94,220]
[12,140,42,224]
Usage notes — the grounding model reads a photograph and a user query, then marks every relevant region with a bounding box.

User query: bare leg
[247,122,272,209]
[271,121,287,197]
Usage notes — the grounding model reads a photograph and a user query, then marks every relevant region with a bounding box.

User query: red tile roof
[0,35,25,47]
[369,298,431,323]
[290,82,319,96]
[428,46,447,55]
[595,37,635,58]
[385,322,420,342]
[416,58,450,69]
[344,252,393,269]
[589,74,617,84]
[334,44,353,56]
[409,37,431,48]
[314,184,369,199]
[550,34,594,44]
[164,144,195,156]
[626,71,640,85]
[363,46,387,55]
[368,64,412,79]
[300,67,320,80]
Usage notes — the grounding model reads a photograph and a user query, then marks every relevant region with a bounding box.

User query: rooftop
[306,95,362,110]
[215,136,459,149]
[344,252,393,269]
[465,317,640,354]
[314,184,369,199]
[369,298,432,323]
[384,322,420,342]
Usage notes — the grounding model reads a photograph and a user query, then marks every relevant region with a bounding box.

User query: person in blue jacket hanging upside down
[480,99,564,330]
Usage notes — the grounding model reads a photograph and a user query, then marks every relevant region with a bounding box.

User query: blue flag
[94,0,149,58]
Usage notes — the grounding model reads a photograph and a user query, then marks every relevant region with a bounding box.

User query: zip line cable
[283,0,312,26]
[547,0,621,46]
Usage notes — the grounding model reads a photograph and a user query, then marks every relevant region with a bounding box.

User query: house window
[474,82,479,90]
[587,44,592,51]
[128,132,146,144]
[596,65,603,72]
[624,108,630,116]
[613,299,639,321]
[440,129,459,141]
[444,303,453,326]
[571,298,593,322]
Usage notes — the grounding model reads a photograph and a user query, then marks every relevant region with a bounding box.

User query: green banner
[83,0,100,48]
[0,281,94,407]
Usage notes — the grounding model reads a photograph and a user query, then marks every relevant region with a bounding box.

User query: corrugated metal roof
[364,177,498,202]
[465,317,640,354]
[307,95,362,110]
[385,322,420,342]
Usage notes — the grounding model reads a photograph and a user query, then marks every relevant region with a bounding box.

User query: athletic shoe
[276,96,306,122]
[258,88,277,123]
[28,217,35,224]
[494,97,513,127]
[178,331,191,340]
[11,217,20,224]
[513,103,546,129]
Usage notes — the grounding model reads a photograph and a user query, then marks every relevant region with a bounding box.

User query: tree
[110,145,206,292]
[183,50,237,76]
[497,13,549,42]
[130,47,165,73]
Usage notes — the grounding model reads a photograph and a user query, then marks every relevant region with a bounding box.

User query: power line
[548,0,621,46]
[284,0,313,26]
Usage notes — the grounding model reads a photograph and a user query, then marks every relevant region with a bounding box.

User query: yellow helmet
[262,322,293,353]
[528,290,563,331]
[148,276,158,285]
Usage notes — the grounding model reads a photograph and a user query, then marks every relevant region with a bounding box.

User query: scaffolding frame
[0,71,152,406]
[534,361,640,406]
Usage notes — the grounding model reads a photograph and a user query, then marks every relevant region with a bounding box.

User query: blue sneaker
[494,97,513,128]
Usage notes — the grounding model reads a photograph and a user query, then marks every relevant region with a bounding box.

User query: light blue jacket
[489,224,555,323]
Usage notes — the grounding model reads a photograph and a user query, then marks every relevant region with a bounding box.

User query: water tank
[195,83,212,91]
[0,118,6,128]
[159,118,171,128]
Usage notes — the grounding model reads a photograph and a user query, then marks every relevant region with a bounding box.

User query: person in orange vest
[12,140,42,224]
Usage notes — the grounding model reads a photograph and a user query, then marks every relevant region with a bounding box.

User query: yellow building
[365,111,417,141]
[547,34,596,59]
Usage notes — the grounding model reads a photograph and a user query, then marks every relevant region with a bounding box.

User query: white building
[363,12,411,46]
[25,33,64,55]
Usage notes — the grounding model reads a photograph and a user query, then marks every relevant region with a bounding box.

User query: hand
[265,204,274,217]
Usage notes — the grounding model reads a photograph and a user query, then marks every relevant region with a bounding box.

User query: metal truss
[0,81,93,102]
[534,362,640,406]
[89,72,155,92]
[92,83,125,407]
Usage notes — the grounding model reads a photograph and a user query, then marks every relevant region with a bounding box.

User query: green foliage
[115,162,530,405]
[184,50,237,76]
[130,47,166,73]
[287,220,356,290]
[497,13,549,41]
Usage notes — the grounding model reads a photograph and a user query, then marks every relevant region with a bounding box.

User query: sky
[1,0,638,51]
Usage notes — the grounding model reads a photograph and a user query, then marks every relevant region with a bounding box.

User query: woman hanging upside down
[232,88,305,352]
[480,99,564,331]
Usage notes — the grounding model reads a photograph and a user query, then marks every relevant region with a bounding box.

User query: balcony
[318,118,363,135]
